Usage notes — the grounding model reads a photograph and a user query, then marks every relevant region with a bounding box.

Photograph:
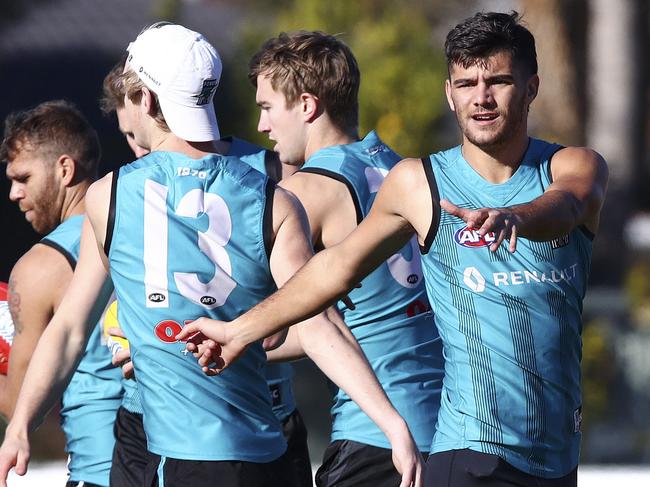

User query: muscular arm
[6,220,112,430]
[0,245,71,420]
[180,179,424,485]
[233,159,426,337]
[517,146,608,237]
[441,147,608,250]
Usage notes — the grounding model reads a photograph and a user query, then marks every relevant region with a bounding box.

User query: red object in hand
[0,281,13,375]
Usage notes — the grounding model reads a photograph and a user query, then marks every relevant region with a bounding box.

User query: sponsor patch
[454,226,496,248]
[551,234,570,249]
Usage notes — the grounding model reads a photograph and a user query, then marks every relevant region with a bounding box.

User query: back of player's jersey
[422,139,592,477]
[301,131,442,451]
[107,152,286,461]
[41,215,123,485]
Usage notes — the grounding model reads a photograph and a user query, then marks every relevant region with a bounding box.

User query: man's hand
[175,318,248,376]
[0,427,30,487]
[107,327,134,380]
[262,329,287,351]
[386,420,424,487]
[440,199,520,253]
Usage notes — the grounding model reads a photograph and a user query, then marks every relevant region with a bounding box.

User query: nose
[257,112,270,134]
[8,182,23,202]
[473,82,494,107]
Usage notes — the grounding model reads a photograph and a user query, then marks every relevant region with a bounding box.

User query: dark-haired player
[180,12,607,487]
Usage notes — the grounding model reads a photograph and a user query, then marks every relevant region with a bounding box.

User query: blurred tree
[153,0,182,22]
[228,0,453,157]
[520,0,587,145]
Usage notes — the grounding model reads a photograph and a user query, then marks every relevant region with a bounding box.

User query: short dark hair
[249,31,360,135]
[445,11,538,76]
[0,100,101,180]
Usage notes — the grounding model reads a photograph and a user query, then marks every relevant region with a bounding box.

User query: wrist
[382,413,410,442]
[5,419,29,440]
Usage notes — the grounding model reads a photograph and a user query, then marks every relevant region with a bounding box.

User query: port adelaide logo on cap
[453,226,496,248]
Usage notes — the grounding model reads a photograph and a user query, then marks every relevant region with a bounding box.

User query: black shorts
[143,450,298,487]
[282,409,313,487]
[66,482,102,487]
[110,406,148,487]
[315,439,401,487]
[425,449,577,487]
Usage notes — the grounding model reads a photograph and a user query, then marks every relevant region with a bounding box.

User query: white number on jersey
[143,180,236,309]
[365,167,423,288]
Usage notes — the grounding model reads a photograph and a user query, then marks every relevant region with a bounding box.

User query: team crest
[453,226,496,248]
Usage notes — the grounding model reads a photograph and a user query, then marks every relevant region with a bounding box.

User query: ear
[140,86,156,116]
[56,154,77,186]
[444,79,456,112]
[526,74,539,104]
[300,92,320,123]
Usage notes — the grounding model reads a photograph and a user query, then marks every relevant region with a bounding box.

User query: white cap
[126,23,222,142]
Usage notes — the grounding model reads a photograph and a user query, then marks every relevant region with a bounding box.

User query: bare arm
[0,177,113,484]
[0,245,72,420]
[179,183,423,485]
[441,147,608,251]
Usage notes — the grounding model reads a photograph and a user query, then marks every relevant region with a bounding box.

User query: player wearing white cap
[0,23,423,487]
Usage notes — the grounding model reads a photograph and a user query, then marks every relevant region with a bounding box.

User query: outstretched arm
[441,147,608,251]
[179,183,424,486]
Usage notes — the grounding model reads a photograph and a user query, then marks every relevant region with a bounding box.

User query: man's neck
[304,119,357,162]
[148,131,219,159]
[60,183,89,223]
[461,134,530,184]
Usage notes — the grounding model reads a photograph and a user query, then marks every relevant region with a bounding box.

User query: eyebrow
[452,73,516,87]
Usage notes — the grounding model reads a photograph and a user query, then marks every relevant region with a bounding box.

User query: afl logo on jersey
[148,293,166,303]
[200,296,217,306]
[453,226,496,248]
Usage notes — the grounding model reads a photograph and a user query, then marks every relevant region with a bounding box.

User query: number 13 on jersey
[143,179,236,309]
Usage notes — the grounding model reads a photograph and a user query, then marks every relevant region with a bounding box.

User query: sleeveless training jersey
[226,137,296,422]
[41,215,123,486]
[116,138,296,422]
[106,152,286,461]
[421,139,592,478]
[301,131,443,451]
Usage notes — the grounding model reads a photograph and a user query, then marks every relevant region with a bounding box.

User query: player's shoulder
[11,241,73,292]
[553,145,606,164]
[388,157,428,184]
[550,144,609,179]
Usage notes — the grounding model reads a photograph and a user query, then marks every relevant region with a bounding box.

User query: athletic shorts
[143,450,298,487]
[110,406,148,487]
[425,449,577,487]
[282,408,313,487]
[315,439,402,487]
[66,482,102,487]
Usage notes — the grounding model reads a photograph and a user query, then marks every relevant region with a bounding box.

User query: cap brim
[157,97,220,142]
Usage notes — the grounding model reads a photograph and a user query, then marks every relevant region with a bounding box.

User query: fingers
[112,348,131,367]
[121,361,135,380]
[490,228,507,253]
[509,224,518,253]
[15,448,29,476]
[175,321,201,341]
[439,199,464,218]
[107,326,126,338]
[0,455,13,487]
[415,458,423,487]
